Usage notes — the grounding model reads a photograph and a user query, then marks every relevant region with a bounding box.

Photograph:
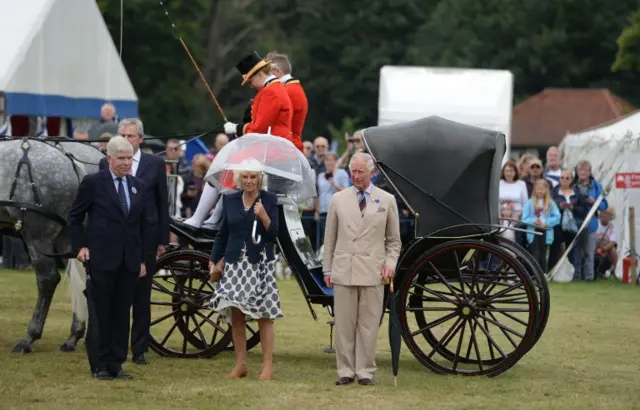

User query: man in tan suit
[323,152,402,386]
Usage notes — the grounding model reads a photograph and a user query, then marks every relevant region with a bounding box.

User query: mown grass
[0,269,638,410]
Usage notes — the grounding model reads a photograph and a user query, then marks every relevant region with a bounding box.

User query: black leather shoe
[133,354,148,365]
[94,370,113,380]
[335,377,355,386]
[358,378,373,386]
[113,370,133,380]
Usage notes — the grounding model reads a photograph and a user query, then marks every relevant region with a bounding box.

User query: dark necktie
[117,177,129,217]
[359,191,367,216]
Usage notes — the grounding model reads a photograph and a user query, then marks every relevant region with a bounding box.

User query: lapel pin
[131,187,137,194]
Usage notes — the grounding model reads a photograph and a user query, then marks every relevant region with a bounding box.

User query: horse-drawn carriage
[147,116,550,377]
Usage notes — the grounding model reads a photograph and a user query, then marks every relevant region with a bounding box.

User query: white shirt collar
[133,149,141,162]
[280,74,293,83]
[109,169,125,181]
[264,74,276,85]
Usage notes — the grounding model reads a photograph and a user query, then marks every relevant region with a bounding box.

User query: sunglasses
[530,164,541,169]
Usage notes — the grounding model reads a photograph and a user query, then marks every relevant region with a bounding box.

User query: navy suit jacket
[67,170,154,273]
[210,190,279,264]
[99,152,170,246]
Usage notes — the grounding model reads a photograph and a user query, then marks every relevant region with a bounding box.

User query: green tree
[272,0,438,141]
[407,0,640,103]
[613,9,640,73]
[98,0,212,135]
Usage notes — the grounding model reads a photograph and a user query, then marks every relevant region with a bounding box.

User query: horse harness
[0,137,93,232]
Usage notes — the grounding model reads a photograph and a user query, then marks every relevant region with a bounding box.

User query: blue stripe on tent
[185,139,210,162]
[5,92,138,118]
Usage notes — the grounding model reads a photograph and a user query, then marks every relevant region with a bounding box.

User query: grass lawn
[0,269,638,410]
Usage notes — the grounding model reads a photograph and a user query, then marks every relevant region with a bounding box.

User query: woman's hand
[254,199,266,219]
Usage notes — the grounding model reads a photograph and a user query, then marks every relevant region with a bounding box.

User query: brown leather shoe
[335,377,355,386]
[358,378,373,386]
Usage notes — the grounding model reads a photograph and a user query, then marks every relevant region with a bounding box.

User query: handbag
[210,258,225,282]
[561,210,578,233]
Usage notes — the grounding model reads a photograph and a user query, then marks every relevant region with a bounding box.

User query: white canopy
[378,66,513,158]
[0,0,138,118]
[559,111,640,280]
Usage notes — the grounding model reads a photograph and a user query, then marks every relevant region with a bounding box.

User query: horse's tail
[67,258,88,322]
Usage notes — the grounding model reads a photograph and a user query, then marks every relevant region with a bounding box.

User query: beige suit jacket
[323,185,402,287]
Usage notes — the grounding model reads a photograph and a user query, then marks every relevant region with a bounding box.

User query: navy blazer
[99,152,170,246]
[210,190,279,264]
[67,170,154,273]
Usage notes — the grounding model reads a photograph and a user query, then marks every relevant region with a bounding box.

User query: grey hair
[107,135,134,156]
[232,171,268,190]
[101,102,116,112]
[118,117,144,137]
[349,152,375,172]
[265,51,292,74]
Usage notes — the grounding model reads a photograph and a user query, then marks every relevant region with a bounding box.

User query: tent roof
[563,110,640,146]
[0,0,138,118]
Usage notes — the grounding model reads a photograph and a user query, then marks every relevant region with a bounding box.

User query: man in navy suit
[68,136,153,380]
[99,118,170,365]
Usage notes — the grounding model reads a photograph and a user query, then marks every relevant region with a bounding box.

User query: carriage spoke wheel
[399,239,539,377]
[488,236,550,349]
[149,250,232,358]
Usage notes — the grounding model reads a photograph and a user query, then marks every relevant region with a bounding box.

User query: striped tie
[359,191,367,216]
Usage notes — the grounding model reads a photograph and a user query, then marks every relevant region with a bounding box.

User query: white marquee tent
[378,66,514,159]
[0,0,137,122]
[559,111,640,280]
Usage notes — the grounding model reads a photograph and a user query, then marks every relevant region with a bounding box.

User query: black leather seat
[170,218,217,246]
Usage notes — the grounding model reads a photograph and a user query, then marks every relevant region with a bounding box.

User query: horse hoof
[12,343,33,354]
[59,343,76,352]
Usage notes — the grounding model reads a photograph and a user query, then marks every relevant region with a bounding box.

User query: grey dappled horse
[0,138,104,353]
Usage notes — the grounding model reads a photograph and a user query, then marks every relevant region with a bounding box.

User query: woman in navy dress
[209,158,282,381]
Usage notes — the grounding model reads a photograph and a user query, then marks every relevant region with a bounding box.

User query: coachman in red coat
[224,51,294,147]
[265,51,308,152]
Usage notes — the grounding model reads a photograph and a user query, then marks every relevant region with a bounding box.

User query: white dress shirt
[131,149,141,176]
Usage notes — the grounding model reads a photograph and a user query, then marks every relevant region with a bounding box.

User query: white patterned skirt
[209,248,284,324]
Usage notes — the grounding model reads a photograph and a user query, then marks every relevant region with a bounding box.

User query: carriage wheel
[149,250,233,359]
[225,323,261,352]
[399,239,539,376]
[489,236,550,349]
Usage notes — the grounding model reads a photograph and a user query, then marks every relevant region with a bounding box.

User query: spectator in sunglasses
[523,157,552,197]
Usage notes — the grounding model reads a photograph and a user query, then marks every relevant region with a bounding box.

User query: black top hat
[236,51,271,86]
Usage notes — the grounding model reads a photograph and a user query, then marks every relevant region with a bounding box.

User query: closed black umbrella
[388,280,401,387]
[82,261,100,377]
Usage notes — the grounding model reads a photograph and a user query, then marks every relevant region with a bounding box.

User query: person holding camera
[314,152,350,250]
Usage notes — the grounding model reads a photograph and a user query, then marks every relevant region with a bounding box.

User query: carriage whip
[159,1,228,122]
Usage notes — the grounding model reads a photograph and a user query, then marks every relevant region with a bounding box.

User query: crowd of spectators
[499,147,617,281]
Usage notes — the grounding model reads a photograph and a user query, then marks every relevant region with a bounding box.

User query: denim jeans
[573,231,597,281]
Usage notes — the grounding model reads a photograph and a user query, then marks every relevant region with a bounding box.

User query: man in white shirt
[544,146,563,188]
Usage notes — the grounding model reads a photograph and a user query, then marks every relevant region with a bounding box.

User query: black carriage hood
[362,116,505,238]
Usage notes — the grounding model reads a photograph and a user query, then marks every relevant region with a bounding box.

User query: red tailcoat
[283,78,308,152]
[239,79,294,147]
